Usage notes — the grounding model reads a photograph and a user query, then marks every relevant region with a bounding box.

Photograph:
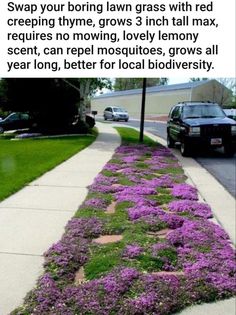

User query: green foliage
[101,169,118,177]
[157,187,171,194]
[190,78,208,82]
[115,127,156,146]
[0,134,96,201]
[109,158,123,164]
[156,247,178,265]
[123,230,157,247]
[0,78,112,129]
[149,194,174,205]
[113,78,168,91]
[85,242,124,280]
[135,162,149,169]
[103,201,133,234]
[75,208,107,219]
[117,176,135,186]
[156,167,184,175]
[129,253,164,272]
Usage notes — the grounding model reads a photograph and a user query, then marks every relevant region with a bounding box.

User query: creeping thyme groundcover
[13,129,236,315]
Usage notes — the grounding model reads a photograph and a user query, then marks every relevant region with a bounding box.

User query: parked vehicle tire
[167,133,175,148]
[180,140,191,157]
[0,126,4,134]
[86,115,95,128]
[224,145,235,157]
[104,116,107,121]
[125,119,128,122]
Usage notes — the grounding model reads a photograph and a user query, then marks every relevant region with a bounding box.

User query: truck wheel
[224,145,235,157]
[0,127,4,134]
[167,134,175,148]
[180,141,191,157]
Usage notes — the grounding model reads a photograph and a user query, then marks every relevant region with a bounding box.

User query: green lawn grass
[0,133,96,201]
[115,126,156,145]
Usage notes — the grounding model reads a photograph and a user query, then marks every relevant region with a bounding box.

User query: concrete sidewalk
[0,123,121,315]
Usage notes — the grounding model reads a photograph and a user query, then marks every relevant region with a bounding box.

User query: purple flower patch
[103,163,121,172]
[168,200,213,218]
[172,183,198,200]
[141,175,173,188]
[123,244,143,258]
[128,205,164,220]
[15,140,236,315]
[84,198,108,209]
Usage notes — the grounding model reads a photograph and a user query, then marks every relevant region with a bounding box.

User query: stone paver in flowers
[12,128,236,315]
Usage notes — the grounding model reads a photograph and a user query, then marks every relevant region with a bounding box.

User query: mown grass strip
[115,126,156,145]
[0,132,97,201]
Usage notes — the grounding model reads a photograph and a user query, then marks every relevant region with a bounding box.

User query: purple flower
[128,205,164,220]
[15,140,236,314]
[172,183,198,200]
[32,273,61,314]
[123,244,143,258]
[84,198,108,209]
[140,175,173,188]
[89,183,118,193]
[44,238,88,280]
[160,213,185,229]
[93,173,118,185]
[128,292,157,311]
[103,163,121,171]
[65,217,103,239]
[135,214,167,231]
[168,200,212,218]
[115,185,156,201]
[122,155,139,163]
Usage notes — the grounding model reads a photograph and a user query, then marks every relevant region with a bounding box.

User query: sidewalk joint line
[26,184,88,189]
[28,184,88,189]
[0,206,75,212]
[0,251,43,257]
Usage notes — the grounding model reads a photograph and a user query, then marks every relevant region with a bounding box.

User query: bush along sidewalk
[12,128,236,315]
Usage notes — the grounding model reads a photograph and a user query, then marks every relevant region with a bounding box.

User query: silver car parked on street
[103,106,129,122]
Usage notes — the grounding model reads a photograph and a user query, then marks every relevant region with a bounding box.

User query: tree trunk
[79,80,91,122]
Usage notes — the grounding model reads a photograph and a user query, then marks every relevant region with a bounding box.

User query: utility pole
[139,78,147,142]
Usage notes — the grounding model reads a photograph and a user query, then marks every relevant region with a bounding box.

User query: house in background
[91,79,232,118]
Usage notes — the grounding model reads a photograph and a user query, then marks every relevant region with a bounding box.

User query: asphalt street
[98,118,236,197]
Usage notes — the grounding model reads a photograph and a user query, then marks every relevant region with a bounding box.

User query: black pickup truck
[167,102,236,157]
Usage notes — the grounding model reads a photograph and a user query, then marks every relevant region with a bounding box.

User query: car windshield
[183,105,226,119]
[113,108,126,112]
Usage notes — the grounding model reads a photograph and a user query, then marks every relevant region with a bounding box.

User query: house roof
[94,80,213,99]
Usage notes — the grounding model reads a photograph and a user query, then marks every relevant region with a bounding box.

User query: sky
[168,77,190,84]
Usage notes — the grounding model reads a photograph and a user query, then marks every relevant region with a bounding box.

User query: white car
[223,109,236,121]
[103,106,129,122]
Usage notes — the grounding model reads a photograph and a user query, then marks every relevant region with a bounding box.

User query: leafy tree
[189,78,208,82]
[0,79,8,108]
[113,78,168,91]
[215,78,236,107]
[0,78,112,129]
[63,78,112,121]
[1,78,79,131]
